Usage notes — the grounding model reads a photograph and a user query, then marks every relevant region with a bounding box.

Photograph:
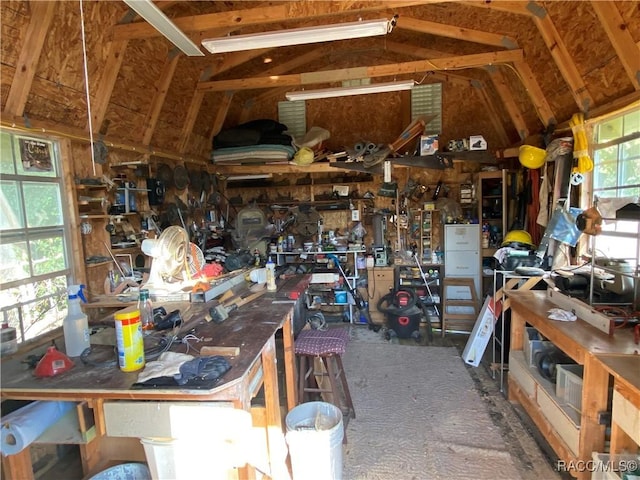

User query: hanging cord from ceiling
[79,0,97,176]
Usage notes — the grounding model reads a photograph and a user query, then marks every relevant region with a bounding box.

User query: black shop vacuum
[377,288,432,342]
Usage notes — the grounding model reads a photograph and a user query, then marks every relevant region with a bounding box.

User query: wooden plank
[590,1,640,91]
[205,48,273,80]
[471,80,512,145]
[141,54,180,145]
[546,289,613,335]
[197,50,524,91]
[1,447,34,480]
[398,16,519,49]
[512,59,557,127]
[208,91,234,142]
[178,90,204,154]
[486,66,529,140]
[4,1,56,116]
[532,11,594,112]
[460,1,536,16]
[612,388,640,446]
[111,2,442,40]
[89,40,129,132]
[0,113,209,164]
[200,346,241,356]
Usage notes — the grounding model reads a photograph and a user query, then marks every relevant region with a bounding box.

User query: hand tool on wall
[208,288,266,323]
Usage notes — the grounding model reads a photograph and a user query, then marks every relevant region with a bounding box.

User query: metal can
[114,307,145,372]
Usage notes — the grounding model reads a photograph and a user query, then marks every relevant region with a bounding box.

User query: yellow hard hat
[519,145,546,169]
[502,230,534,248]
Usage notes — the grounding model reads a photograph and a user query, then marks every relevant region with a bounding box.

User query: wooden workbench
[1,290,299,480]
[506,290,639,480]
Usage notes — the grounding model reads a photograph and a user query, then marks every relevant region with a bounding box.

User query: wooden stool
[295,328,355,427]
[441,277,479,337]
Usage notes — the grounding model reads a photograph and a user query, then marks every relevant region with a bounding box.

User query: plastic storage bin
[556,364,584,412]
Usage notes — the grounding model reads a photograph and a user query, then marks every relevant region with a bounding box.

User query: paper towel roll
[1,401,75,456]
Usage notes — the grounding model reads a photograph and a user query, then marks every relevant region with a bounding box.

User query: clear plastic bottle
[63,284,90,357]
[266,256,277,292]
[138,288,154,331]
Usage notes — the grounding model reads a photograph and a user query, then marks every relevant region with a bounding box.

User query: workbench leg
[578,354,609,480]
[282,312,297,411]
[262,336,291,480]
[1,448,34,480]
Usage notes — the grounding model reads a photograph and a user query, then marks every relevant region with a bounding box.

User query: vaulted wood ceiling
[1,1,639,164]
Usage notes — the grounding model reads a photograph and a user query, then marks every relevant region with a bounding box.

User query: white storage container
[556,364,584,412]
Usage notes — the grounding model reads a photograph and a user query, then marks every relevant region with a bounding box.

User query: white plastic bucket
[285,401,344,480]
[139,437,178,480]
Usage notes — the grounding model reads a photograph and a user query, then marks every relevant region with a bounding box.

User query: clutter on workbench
[33,346,74,377]
[114,307,145,372]
[138,289,154,331]
[63,284,90,357]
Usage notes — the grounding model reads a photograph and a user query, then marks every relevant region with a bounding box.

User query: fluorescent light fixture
[226,174,273,181]
[123,0,204,57]
[285,80,414,101]
[202,18,393,54]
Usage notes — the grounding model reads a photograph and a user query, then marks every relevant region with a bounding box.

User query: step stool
[441,277,479,337]
[295,327,355,434]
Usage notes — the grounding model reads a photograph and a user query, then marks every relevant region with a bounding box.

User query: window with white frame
[0,129,73,343]
[589,107,640,264]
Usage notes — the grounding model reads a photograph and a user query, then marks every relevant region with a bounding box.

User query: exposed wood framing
[398,17,519,49]
[470,80,511,146]
[0,112,207,164]
[111,1,440,40]
[384,41,512,143]
[511,59,556,126]
[460,1,536,16]
[141,54,180,145]
[89,40,129,132]
[178,91,204,154]
[4,1,57,116]
[209,91,234,142]
[205,48,272,80]
[197,50,524,91]
[532,9,594,112]
[486,66,529,139]
[590,1,640,90]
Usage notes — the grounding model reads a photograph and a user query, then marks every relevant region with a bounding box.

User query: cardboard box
[469,135,487,150]
[462,296,496,367]
[420,135,439,156]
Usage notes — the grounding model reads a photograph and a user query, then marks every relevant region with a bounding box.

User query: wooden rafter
[89,40,129,132]
[590,1,640,91]
[471,80,511,146]
[511,59,556,127]
[197,50,524,92]
[205,48,272,80]
[141,54,180,145]
[486,66,529,140]
[460,1,536,16]
[111,1,440,40]
[385,40,519,141]
[209,92,234,142]
[398,17,519,49]
[532,9,594,112]
[4,1,57,116]
[178,91,204,154]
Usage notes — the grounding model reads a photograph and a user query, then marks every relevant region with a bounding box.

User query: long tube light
[285,80,415,101]
[202,18,394,54]
[123,0,204,56]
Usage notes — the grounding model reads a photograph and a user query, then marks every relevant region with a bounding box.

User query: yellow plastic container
[114,307,145,372]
